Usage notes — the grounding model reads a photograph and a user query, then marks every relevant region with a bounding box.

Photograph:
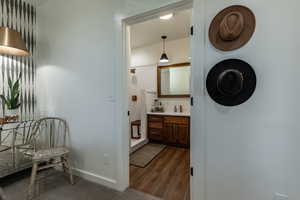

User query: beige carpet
[130,143,166,168]
[1,170,161,200]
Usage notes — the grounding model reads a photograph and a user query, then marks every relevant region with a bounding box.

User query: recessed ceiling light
[160,13,173,20]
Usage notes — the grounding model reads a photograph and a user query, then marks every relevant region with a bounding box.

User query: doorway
[124,3,193,200]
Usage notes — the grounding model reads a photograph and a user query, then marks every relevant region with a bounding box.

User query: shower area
[128,66,156,152]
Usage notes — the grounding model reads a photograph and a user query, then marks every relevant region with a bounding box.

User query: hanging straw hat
[209,5,256,51]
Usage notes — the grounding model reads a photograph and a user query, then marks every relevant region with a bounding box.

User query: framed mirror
[157,62,191,98]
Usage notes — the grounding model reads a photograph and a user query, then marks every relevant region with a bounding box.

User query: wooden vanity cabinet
[148,115,164,142]
[147,115,190,148]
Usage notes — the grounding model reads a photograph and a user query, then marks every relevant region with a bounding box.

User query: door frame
[116,1,206,200]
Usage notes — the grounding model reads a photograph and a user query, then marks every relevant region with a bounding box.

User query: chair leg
[28,162,38,199]
[63,155,74,185]
[61,157,67,173]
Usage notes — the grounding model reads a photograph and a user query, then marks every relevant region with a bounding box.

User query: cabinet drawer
[164,116,189,125]
[148,122,163,129]
[148,115,163,122]
[148,128,163,141]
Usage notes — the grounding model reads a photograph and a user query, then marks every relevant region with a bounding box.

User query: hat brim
[206,59,256,106]
[209,5,256,51]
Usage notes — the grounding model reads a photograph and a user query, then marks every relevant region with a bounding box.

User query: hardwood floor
[130,146,190,200]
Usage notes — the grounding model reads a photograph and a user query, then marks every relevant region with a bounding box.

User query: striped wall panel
[0,0,36,120]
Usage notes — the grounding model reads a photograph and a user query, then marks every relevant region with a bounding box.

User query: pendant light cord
[162,35,167,53]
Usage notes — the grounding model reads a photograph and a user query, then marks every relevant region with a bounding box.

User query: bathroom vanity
[147,113,190,148]
[146,62,191,148]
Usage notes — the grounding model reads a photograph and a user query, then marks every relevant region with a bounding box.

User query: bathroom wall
[0,0,37,119]
[128,66,156,143]
[131,37,190,67]
[128,37,191,150]
[131,37,191,114]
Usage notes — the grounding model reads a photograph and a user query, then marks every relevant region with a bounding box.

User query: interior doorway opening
[124,4,193,200]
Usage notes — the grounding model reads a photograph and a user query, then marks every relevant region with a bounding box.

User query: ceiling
[130,9,192,49]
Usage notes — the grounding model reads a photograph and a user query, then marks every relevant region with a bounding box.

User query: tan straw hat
[209,5,256,51]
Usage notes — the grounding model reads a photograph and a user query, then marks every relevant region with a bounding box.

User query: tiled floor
[1,170,161,200]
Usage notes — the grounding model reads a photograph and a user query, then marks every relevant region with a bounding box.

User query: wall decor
[131,95,137,102]
[206,59,256,106]
[130,68,136,74]
[209,5,256,51]
[0,0,36,119]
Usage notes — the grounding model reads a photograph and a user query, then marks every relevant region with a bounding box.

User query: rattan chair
[0,120,36,154]
[14,120,39,155]
[0,125,12,153]
[25,118,74,198]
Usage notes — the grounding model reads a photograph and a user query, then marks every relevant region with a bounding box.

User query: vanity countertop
[147,112,190,117]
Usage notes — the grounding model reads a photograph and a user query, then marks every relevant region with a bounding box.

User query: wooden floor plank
[130,146,190,200]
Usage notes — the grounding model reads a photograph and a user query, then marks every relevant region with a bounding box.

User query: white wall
[37,0,184,191]
[191,0,300,200]
[37,0,121,188]
[131,37,190,67]
[131,38,191,113]
[128,38,191,147]
[128,66,156,144]
[37,0,300,199]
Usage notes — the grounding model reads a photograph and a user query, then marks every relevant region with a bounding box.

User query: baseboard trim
[73,168,118,190]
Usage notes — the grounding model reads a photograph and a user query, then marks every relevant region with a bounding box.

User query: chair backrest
[32,117,69,150]
[13,120,38,146]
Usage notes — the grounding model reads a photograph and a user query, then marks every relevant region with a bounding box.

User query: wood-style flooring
[130,146,190,200]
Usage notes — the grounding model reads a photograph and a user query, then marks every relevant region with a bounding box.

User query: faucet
[179,105,183,113]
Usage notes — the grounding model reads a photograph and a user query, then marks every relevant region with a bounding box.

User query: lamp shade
[159,35,169,63]
[0,27,29,56]
[160,53,169,63]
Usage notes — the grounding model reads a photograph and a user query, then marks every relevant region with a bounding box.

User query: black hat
[206,59,256,106]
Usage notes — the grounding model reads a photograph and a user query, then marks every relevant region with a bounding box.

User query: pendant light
[0,27,29,56]
[160,35,169,63]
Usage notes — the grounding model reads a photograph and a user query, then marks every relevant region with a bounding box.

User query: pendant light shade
[160,53,169,63]
[160,35,169,63]
[0,27,29,56]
